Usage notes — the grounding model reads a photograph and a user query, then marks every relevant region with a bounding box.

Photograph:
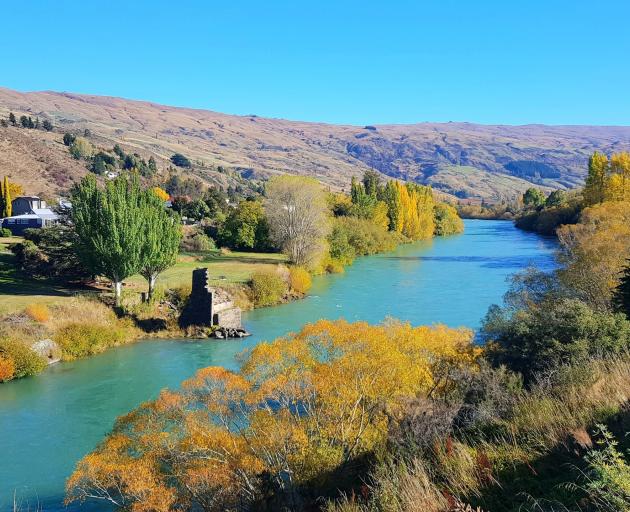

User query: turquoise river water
[0,220,557,511]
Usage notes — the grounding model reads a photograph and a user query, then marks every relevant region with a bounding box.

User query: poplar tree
[583,152,609,206]
[1,176,12,217]
[139,191,182,302]
[71,174,145,306]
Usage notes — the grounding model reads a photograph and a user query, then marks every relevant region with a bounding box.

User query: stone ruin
[180,268,249,338]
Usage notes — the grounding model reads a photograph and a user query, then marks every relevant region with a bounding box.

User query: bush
[0,354,15,381]
[249,269,288,307]
[0,339,46,378]
[434,203,464,235]
[54,322,133,360]
[329,216,403,263]
[25,304,50,323]
[0,227,11,237]
[483,297,630,383]
[180,228,216,252]
[289,266,312,295]
[170,153,192,168]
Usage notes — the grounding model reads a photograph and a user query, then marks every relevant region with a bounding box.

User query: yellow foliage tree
[557,200,630,309]
[66,319,478,510]
[151,186,170,201]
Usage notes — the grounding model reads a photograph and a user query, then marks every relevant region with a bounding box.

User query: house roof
[14,196,42,201]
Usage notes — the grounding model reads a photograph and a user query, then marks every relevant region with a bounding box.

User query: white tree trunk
[113,281,122,307]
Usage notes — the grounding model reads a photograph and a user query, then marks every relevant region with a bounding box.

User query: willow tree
[71,174,146,306]
[139,191,182,302]
[265,175,330,266]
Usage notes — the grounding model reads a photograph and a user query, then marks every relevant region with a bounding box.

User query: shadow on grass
[194,252,285,265]
[0,252,82,298]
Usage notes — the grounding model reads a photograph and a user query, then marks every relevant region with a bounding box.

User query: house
[1,196,60,235]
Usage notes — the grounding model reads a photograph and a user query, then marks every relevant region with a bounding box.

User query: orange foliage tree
[66,319,478,510]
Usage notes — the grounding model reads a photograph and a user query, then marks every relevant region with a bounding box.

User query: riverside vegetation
[0,169,463,382]
[63,155,630,511]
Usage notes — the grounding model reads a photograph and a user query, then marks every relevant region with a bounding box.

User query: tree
[265,175,330,266]
[71,175,146,306]
[434,203,464,235]
[522,187,546,208]
[20,115,29,128]
[42,119,53,131]
[151,187,169,202]
[218,200,270,250]
[63,133,76,146]
[66,319,478,511]
[557,201,630,310]
[545,189,567,208]
[170,153,192,168]
[139,194,182,301]
[8,113,16,126]
[608,152,630,202]
[69,137,93,160]
[0,176,12,217]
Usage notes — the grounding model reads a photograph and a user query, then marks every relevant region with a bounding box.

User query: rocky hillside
[1,87,629,200]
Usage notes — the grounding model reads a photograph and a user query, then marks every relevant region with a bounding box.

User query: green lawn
[0,236,286,314]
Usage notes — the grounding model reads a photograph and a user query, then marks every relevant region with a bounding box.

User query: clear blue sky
[2,0,629,126]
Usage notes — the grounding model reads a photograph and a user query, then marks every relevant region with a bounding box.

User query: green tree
[42,119,53,131]
[218,200,270,250]
[545,189,567,208]
[362,169,382,197]
[522,187,546,208]
[71,175,146,306]
[170,153,192,168]
[8,113,16,126]
[69,137,94,160]
[139,195,182,301]
[63,133,76,146]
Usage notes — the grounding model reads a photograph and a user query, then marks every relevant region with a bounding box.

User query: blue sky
[2,1,629,126]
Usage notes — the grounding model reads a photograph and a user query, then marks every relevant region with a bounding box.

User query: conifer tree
[8,113,16,126]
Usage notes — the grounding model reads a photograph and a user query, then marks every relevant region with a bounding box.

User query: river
[0,220,557,511]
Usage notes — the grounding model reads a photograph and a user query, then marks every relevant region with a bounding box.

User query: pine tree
[8,113,16,126]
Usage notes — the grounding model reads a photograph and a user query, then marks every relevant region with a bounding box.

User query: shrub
[25,304,50,323]
[0,227,11,237]
[483,298,630,384]
[0,354,15,381]
[180,228,216,252]
[249,269,288,307]
[289,266,312,295]
[0,339,46,378]
[54,322,133,360]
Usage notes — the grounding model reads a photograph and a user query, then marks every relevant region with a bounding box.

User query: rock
[31,339,61,364]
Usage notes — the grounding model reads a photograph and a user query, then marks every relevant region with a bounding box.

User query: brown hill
[1,87,629,200]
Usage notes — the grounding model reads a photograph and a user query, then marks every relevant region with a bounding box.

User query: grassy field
[0,236,287,315]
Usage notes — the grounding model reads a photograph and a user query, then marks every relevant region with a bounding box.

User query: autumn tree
[71,175,146,306]
[151,186,169,202]
[265,175,330,266]
[66,319,478,511]
[0,176,12,217]
[557,201,630,310]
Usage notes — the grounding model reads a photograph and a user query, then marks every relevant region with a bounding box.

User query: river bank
[0,220,557,511]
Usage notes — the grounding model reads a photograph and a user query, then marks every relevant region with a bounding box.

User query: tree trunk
[113,281,122,307]
[148,274,157,302]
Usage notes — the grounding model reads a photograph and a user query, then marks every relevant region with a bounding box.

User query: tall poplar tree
[139,191,182,301]
[71,174,145,306]
[583,152,609,206]
[1,176,12,217]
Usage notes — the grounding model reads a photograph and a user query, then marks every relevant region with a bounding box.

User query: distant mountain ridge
[1,87,629,199]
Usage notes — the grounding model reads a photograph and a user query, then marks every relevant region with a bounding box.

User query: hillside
[1,87,630,200]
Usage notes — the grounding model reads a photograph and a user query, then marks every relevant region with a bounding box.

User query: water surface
[0,220,556,511]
